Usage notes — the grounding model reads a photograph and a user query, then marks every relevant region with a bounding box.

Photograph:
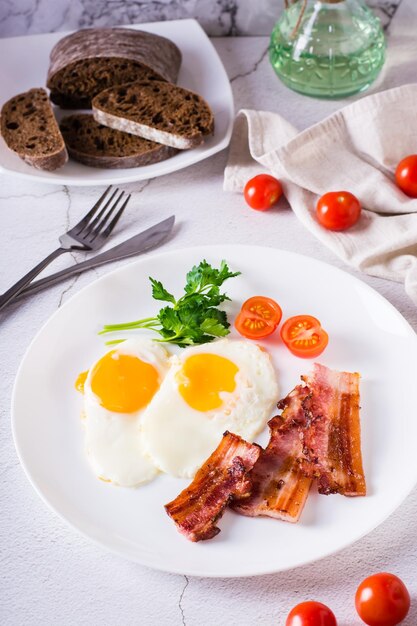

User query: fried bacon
[232,363,365,524]
[166,364,365,541]
[231,385,312,523]
[301,363,366,496]
[165,432,261,542]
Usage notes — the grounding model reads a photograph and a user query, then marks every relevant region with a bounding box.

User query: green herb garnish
[99,260,241,347]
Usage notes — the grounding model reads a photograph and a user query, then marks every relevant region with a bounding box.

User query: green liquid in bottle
[269,0,386,98]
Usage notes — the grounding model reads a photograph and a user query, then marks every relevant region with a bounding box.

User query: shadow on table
[403,598,417,626]
[381,30,417,90]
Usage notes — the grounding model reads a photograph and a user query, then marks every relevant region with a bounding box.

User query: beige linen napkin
[224,84,417,304]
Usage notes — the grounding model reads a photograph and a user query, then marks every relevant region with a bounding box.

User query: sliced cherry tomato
[243,174,283,211]
[316,191,361,231]
[234,296,282,339]
[280,315,328,358]
[395,154,417,197]
[355,572,410,626]
[286,601,337,626]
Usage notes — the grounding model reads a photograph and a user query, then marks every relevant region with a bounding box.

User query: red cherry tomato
[280,315,328,358]
[355,572,410,626]
[243,174,283,211]
[234,296,282,339]
[316,191,361,231]
[286,601,337,626]
[395,154,417,197]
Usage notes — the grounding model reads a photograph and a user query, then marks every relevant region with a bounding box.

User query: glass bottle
[269,0,386,98]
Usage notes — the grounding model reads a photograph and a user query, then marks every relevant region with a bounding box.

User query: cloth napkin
[224,84,417,304]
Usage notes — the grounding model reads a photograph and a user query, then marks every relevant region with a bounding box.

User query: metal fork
[0,185,130,312]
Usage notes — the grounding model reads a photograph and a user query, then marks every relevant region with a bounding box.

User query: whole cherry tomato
[280,315,328,358]
[395,154,417,197]
[286,600,337,626]
[355,572,410,626]
[243,174,283,211]
[316,191,361,231]
[235,296,282,339]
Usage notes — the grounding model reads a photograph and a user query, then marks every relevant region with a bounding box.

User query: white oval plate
[0,20,233,186]
[12,245,417,577]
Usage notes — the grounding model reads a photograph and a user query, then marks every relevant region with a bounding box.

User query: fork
[0,185,130,313]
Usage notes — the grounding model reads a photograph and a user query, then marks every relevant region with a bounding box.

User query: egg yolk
[75,370,88,393]
[90,351,159,413]
[177,353,238,412]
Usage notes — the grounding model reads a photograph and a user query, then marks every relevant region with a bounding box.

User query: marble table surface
[0,0,405,36]
[1,4,417,625]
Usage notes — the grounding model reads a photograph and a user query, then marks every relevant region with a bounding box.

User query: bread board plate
[11,245,417,577]
[0,19,234,186]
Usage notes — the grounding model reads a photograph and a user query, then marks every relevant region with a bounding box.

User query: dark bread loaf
[60,114,177,168]
[47,28,182,109]
[1,88,68,171]
[92,81,214,150]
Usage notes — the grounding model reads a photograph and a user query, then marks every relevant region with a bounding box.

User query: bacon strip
[233,363,365,524]
[231,386,312,523]
[301,363,366,496]
[165,432,261,542]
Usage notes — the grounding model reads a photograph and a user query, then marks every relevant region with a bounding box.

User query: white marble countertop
[1,4,417,625]
[0,0,404,36]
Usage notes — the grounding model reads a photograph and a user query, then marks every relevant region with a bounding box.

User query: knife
[16,215,175,300]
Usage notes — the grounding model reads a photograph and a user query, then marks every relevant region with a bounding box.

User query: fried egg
[141,339,279,478]
[79,338,169,487]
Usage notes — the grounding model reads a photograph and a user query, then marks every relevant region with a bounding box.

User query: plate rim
[11,244,417,577]
[0,18,234,187]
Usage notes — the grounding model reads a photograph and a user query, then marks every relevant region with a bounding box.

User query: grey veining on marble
[0,0,405,38]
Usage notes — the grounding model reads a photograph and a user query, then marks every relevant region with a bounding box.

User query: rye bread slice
[92,81,214,150]
[60,114,177,169]
[1,88,68,171]
[47,28,182,109]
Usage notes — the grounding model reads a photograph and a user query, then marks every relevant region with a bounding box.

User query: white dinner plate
[0,19,233,186]
[12,245,417,577]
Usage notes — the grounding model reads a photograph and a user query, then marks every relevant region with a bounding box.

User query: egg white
[82,338,169,487]
[141,338,279,478]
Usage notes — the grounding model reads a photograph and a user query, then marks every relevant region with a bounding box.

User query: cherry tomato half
[395,154,417,197]
[316,191,361,231]
[243,174,283,211]
[234,296,282,339]
[355,572,410,626]
[280,315,328,358]
[286,601,337,626]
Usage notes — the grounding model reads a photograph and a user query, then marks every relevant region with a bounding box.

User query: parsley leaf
[157,307,183,334]
[99,260,240,347]
[184,260,240,295]
[200,317,230,338]
[149,278,176,304]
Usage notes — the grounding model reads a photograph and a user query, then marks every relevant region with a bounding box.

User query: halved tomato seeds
[235,296,282,340]
[280,315,328,358]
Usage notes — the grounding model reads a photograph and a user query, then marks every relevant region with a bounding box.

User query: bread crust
[47,28,182,109]
[20,150,68,172]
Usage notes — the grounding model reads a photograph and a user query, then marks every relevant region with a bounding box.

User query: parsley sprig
[99,260,241,347]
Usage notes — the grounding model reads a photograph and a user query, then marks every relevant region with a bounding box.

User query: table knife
[16,215,175,300]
